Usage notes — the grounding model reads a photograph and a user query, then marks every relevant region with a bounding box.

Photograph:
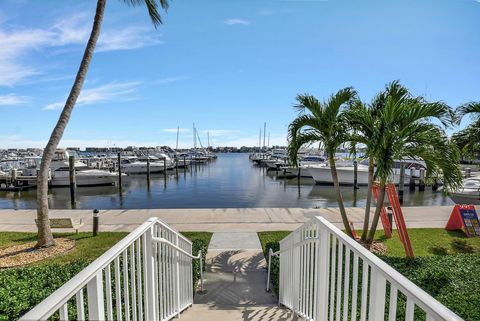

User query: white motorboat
[121,155,174,174]
[308,159,425,185]
[449,176,480,205]
[22,151,119,187]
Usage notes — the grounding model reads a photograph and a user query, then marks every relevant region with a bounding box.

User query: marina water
[0,153,453,210]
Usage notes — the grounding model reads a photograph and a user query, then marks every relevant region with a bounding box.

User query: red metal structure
[372,182,414,258]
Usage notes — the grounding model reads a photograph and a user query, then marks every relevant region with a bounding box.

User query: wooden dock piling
[68,156,76,209]
[147,158,151,183]
[117,152,122,189]
[418,168,426,191]
[353,160,359,189]
[398,163,405,204]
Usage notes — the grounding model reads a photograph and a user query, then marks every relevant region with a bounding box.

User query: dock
[0,205,473,233]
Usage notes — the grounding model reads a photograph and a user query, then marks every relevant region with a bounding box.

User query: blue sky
[0,0,479,148]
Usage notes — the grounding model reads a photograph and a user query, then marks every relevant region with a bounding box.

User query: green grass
[0,231,213,266]
[258,228,480,258]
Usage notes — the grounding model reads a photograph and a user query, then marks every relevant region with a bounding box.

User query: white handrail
[21,217,198,321]
[272,216,464,321]
[316,216,462,321]
[20,218,158,321]
[152,236,204,293]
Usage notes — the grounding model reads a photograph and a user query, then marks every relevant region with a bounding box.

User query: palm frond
[121,0,169,27]
[457,101,480,121]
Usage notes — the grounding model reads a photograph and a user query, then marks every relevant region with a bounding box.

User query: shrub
[0,260,89,321]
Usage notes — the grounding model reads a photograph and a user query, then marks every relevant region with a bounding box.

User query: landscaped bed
[0,231,212,321]
[258,228,480,321]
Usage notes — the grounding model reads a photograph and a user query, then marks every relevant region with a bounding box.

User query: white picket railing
[268,216,464,321]
[20,217,202,321]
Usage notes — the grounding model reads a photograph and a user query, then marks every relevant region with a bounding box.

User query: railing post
[145,226,157,321]
[266,248,272,292]
[315,221,329,321]
[368,266,387,321]
[199,250,204,293]
[87,271,105,321]
[175,234,181,318]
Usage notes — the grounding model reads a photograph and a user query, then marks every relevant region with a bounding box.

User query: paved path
[180,232,300,320]
[0,206,471,233]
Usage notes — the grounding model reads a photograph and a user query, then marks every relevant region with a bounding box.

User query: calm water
[0,153,453,209]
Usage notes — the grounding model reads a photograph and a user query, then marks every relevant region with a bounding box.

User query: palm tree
[364,81,462,244]
[288,88,358,237]
[344,93,386,242]
[452,102,480,157]
[36,0,170,248]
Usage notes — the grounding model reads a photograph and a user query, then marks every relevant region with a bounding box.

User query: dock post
[117,153,122,189]
[163,157,167,179]
[353,160,359,189]
[147,158,151,183]
[409,166,416,191]
[175,155,178,175]
[398,163,405,204]
[68,155,76,209]
[418,168,426,191]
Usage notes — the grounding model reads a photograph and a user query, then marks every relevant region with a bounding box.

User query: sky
[0,0,479,149]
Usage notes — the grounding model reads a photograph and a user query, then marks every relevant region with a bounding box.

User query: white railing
[267,216,464,321]
[20,217,202,321]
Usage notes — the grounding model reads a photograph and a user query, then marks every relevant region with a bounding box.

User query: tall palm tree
[344,93,386,242]
[364,82,462,244]
[288,88,358,237]
[36,0,170,248]
[452,102,480,157]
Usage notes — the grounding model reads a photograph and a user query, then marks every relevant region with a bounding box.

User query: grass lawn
[0,231,212,265]
[258,228,480,257]
[258,228,480,321]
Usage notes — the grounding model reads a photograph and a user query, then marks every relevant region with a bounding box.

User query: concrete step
[206,249,266,273]
[179,304,304,321]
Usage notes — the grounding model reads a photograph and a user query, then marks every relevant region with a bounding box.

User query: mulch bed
[0,238,75,268]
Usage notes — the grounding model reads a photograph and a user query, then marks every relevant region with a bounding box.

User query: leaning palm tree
[364,82,462,244]
[452,102,480,157]
[288,88,358,237]
[36,0,170,248]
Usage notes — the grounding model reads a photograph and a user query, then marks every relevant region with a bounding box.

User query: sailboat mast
[208,131,210,150]
[193,123,196,150]
[176,126,179,150]
[268,132,270,148]
[263,122,266,150]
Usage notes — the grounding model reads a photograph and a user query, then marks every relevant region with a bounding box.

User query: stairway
[180,232,301,321]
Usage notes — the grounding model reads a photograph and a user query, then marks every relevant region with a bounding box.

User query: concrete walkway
[0,206,471,233]
[181,232,300,320]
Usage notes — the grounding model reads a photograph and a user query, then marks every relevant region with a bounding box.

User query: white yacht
[121,155,173,174]
[449,176,480,205]
[308,159,426,185]
[22,151,119,187]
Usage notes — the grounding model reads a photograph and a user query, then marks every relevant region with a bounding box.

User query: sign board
[446,205,480,237]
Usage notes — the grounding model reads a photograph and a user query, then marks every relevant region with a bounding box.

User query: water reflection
[0,153,453,209]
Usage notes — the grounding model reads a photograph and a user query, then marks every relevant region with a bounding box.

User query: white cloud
[44,81,141,110]
[156,76,189,85]
[162,128,190,133]
[0,94,28,106]
[0,12,162,87]
[223,18,251,26]
[97,27,162,52]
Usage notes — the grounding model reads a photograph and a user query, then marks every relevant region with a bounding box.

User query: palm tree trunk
[361,157,374,241]
[366,177,386,245]
[328,154,353,237]
[35,0,107,248]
